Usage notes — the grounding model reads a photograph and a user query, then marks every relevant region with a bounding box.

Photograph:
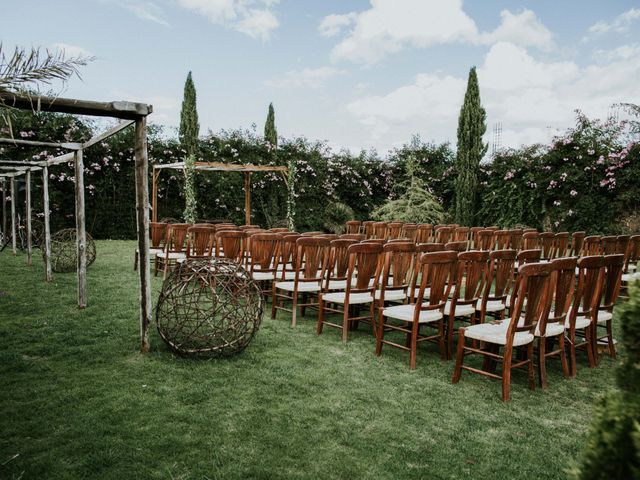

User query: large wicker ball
[48,228,97,273]
[155,259,264,357]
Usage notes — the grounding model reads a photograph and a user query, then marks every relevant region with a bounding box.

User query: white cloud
[318,13,357,38]
[50,43,93,58]
[477,9,553,50]
[589,8,640,35]
[264,67,345,88]
[346,41,640,150]
[176,0,280,41]
[125,1,169,26]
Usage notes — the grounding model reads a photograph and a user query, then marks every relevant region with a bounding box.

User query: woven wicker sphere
[155,259,264,357]
[49,228,97,273]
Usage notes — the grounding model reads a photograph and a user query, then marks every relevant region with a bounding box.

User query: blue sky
[3,0,640,153]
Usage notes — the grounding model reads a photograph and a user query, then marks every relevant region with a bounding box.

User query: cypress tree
[454,67,487,226]
[179,71,199,223]
[264,102,277,148]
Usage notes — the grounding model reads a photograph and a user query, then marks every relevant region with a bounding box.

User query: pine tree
[454,67,487,226]
[179,71,199,223]
[264,102,277,149]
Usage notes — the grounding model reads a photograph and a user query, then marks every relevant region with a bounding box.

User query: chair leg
[451,328,465,383]
[446,313,455,360]
[291,291,298,327]
[134,250,138,271]
[538,338,548,389]
[375,308,384,356]
[409,321,418,370]
[369,301,377,338]
[502,346,513,402]
[606,320,616,359]
[438,319,447,360]
[558,334,570,378]
[587,323,598,367]
[341,303,350,344]
[271,285,278,320]
[316,297,325,335]
[527,343,536,391]
[568,330,577,378]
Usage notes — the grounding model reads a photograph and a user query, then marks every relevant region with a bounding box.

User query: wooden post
[10,176,16,255]
[244,172,251,226]
[25,169,32,266]
[1,178,6,242]
[74,149,87,308]
[134,117,152,353]
[42,166,52,281]
[152,167,159,223]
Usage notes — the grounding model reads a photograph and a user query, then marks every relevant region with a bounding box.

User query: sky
[2,0,640,154]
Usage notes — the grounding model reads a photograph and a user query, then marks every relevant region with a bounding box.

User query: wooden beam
[0,166,42,172]
[47,152,75,166]
[152,168,159,223]
[25,169,32,267]
[10,176,16,255]
[1,178,6,243]
[0,93,153,120]
[42,166,52,282]
[82,120,135,149]
[194,161,288,172]
[134,117,152,353]
[0,137,81,150]
[244,172,251,226]
[74,150,87,308]
[0,160,45,166]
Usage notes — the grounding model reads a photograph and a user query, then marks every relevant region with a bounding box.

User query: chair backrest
[509,229,523,250]
[278,234,303,278]
[387,222,404,239]
[494,230,511,250]
[340,233,365,241]
[373,221,389,240]
[402,223,418,242]
[186,226,215,258]
[570,231,586,256]
[150,222,168,248]
[517,249,542,265]
[453,250,490,304]
[416,243,445,253]
[362,238,386,245]
[325,239,358,288]
[318,233,339,240]
[435,226,454,244]
[626,235,640,272]
[445,241,468,253]
[378,242,416,300]
[476,230,495,250]
[482,249,517,307]
[238,224,261,230]
[616,235,630,256]
[601,236,617,255]
[416,224,434,244]
[166,223,190,253]
[345,242,383,294]
[469,227,484,249]
[215,230,244,262]
[454,227,470,242]
[523,231,541,250]
[215,224,238,232]
[249,233,281,272]
[301,231,324,236]
[269,227,290,233]
[543,257,578,332]
[582,236,601,256]
[507,262,553,341]
[553,232,570,259]
[539,232,555,260]
[570,255,605,325]
[346,220,361,234]
[295,237,330,282]
[600,254,624,310]
[413,251,458,308]
[362,221,375,239]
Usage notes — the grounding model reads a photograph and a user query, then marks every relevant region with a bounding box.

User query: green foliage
[323,201,354,234]
[264,102,277,149]
[183,153,197,223]
[454,66,487,226]
[575,282,640,479]
[179,71,199,222]
[286,157,296,230]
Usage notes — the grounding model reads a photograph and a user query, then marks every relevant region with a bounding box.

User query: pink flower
[570,190,578,197]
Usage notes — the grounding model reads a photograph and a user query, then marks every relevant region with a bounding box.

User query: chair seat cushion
[159,251,186,260]
[323,292,374,305]
[275,281,322,292]
[444,301,475,317]
[464,322,534,347]
[478,300,506,313]
[375,289,407,302]
[383,304,443,323]
[149,247,164,255]
[536,321,564,337]
[252,271,275,281]
[622,272,640,282]
[572,315,591,329]
[597,311,613,324]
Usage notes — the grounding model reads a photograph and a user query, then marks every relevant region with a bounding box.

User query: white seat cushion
[597,311,613,324]
[375,289,407,302]
[536,322,564,337]
[159,251,186,260]
[444,301,475,317]
[327,279,347,290]
[149,247,164,255]
[323,292,374,305]
[478,300,506,313]
[275,281,322,292]
[622,273,640,282]
[252,271,275,281]
[464,322,534,347]
[383,304,443,323]
[571,315,591,329]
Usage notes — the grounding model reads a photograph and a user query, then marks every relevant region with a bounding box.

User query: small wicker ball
[155,259,264,357]
[48,228,97,273]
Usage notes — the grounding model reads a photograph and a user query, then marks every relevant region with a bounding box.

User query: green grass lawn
[0,241,618,479]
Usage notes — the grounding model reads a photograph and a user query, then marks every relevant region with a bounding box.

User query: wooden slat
[0,165,42,172]
[42,166,52,281]
[10,177,16,255]
[0,137,81,149]
[82,120,135,149]
[74,150,87,308]
[152,168,159,223]
[25,169,32,266]
[1,178,6,242]
[0,160,45,166]
[244,172,251,225]
[47,152,75,166]
[155,161,288,173]
[0,93,153,120]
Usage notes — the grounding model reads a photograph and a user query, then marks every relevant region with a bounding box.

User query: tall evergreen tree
[454,67,487,226]
[264,102,277,148]
[179,71,199,223]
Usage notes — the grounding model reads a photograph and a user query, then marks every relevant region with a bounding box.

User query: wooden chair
[134,221,167,271]
[454,227,470,242]
[470,227,484,249]
[621,235,640,290]
[416,224,434,244]
[248,233,281,296]
[373,221,389,240]
[494,230,511,250]
[238,224,261,230]
[444,241,467,253]
[339,233,365,241]
[387,222,404,240]
[269,227,290,233]
[535,257,576,388]
[377,251,457,368]
[275,234,302,281]
[582,236,601,256]
[156,223,190,278]
[539,232,555,260]
[215,230,245,262]
[476,230,495,250]
[523,231,541,250]
[362,238,386,245]
[435,226,454,244]
[362,221,375,239]
[601,236,617,255]
[566,255,604,377]
[445,250,490,359]
[509,229,523,250]
[452,262,554,402]
[594,254,624,362]
[402,223,418,242]
[616,235,630,255]
[272,237,330,326]
[476,249,517,324]
[318,234,340,240]
[552,232,570,259]
[346,220,362,234]
[301,231,324,236]
[317,242,382,343]
[324,239,359,292]
[416,243,445,253]
[184,226,215,260]
[569,231,586,256]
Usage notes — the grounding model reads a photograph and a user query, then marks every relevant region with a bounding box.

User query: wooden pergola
[152,161,288,225]
[0,93,154,353]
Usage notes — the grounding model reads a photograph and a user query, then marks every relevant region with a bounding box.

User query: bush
[323,202,354,234]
